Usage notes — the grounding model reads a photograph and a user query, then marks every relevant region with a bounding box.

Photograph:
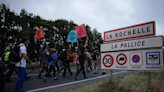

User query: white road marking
[26,71,127,92]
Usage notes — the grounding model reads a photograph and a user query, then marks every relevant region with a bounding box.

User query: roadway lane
[4,67,137,92]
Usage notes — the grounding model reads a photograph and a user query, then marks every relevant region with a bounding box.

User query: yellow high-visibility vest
[4,52,10,61]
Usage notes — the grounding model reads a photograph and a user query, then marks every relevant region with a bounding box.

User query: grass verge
[57,72,164,92]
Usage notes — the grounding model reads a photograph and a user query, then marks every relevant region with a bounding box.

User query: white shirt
[15,43,27,68]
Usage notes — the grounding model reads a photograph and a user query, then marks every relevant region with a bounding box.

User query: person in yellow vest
[3,50,12,76]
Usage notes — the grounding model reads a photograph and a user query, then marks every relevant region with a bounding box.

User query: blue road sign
[146,52,160,65]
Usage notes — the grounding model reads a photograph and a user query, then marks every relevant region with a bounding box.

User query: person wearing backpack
[43,48,61,82]
[74,36,89,80]
[92,48,99,74]
[62,46,74,77]
[0,28,7,92]
[14,37,36,92]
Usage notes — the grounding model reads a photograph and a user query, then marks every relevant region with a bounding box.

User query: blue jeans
[14,67,27,92]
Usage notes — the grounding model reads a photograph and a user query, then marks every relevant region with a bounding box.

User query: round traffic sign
[103,54,114,67]
[116,53,127,65]
[132,55,140,63]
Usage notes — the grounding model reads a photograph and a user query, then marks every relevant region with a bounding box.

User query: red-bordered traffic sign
[104,21,155,43]
[132,55,140,63]
[116,53,127,65]
[103,54,114,67]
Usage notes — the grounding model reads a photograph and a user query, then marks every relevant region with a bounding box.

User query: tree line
[0,4,103,55]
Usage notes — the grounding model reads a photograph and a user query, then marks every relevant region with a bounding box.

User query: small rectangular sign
[101,48,163,71]
[104,21,155,43]
[101,36,163,52]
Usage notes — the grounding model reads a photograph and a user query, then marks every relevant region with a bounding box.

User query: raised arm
[84,36,89,48]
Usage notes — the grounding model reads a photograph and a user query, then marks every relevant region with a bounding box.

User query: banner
[34,28,44,40]
[75,24,88,39]
[67,30,77,42]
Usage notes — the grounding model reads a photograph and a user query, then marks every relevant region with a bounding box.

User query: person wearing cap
[43,48,61,82]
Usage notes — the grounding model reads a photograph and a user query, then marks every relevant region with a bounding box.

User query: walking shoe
[95,72,98,74]
[84,76,87,79]
[70,73,73,76]
[74,75,77,80]
[102,72,106,75]
[20,89,26,92]
[54,77,58,80]
[43,77,46,82]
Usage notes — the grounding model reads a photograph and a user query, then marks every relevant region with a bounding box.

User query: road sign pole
[110,70,112,80]
[148,72,150,91]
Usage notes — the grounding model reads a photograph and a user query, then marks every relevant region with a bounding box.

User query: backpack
[61,51,67,61]
[10,45,23,63]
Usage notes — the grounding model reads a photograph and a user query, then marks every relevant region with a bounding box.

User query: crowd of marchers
[0,29,106,92]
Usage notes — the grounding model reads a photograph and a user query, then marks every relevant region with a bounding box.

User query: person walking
[38,47,49,79]
[4,49,18,82]
[14,37,36,92]
[3,50,12,76]
[74,36,89,80]
[28,49,38,70]
[62,46,74,77]
[59,49,65,73]
[87,51,92,71]
[0,28,7,92]
[43,48,61,82]
[92,48,99,74]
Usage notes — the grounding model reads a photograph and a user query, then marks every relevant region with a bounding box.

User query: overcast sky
[1,0,164,37]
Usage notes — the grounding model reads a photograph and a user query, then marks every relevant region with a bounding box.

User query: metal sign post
[148,72,150,90]
[110,70,112,80]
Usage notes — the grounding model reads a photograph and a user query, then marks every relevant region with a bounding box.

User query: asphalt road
[4,67,138,92]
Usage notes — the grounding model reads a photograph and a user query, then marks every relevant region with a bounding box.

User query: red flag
[34,28,44,40]
[75,24,88,39]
